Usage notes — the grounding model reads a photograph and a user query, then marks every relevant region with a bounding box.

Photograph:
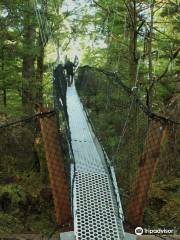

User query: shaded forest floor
[0,171,56,234]
[0,234,59,240]
[0,98,57,234]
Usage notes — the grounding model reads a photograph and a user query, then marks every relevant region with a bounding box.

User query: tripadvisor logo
[135,227,143,235]
[135,227,175,235]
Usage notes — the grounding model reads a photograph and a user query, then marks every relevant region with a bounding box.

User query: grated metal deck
[67,83,124,240]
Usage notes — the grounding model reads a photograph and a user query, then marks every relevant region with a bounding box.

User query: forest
[0,0,180,237]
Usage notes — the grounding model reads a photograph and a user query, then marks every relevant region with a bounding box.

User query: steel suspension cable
[81,66,180,125]
[34,0,58,66]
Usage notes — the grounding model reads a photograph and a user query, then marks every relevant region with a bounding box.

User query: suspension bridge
[0,63,179,239]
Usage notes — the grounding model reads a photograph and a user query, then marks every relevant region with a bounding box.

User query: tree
[22,1,36,113]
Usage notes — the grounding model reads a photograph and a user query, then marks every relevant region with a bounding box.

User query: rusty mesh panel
[126,119,167,226]
[39,110,72,226]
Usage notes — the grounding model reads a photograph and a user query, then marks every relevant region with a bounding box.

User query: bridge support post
[39,108,72,227]
[127,120,167,227]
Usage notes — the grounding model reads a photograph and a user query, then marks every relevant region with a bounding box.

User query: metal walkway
[67,83,124,240]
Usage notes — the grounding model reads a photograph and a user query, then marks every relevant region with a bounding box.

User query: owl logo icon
[135,227,143,235]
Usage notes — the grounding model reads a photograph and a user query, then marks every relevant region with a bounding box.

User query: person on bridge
[53,64,68,119]
[64,59,76,86]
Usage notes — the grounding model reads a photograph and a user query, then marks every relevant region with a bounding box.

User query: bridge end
[60,231,75,240]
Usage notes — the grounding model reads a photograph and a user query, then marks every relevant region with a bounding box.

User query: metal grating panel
[71,140,107,174]
[67,85,108,174]
[74,171,121,240]
[67,84,125,239]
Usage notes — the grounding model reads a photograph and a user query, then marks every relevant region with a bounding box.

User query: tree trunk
[3,89,6,107]
[56,39,60,63]
[35,0,48,106]
[147,0,155,109]
[1,46,6,107]
[36,36,44,106]
[128,0,138,85]
[22,1,36,114]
